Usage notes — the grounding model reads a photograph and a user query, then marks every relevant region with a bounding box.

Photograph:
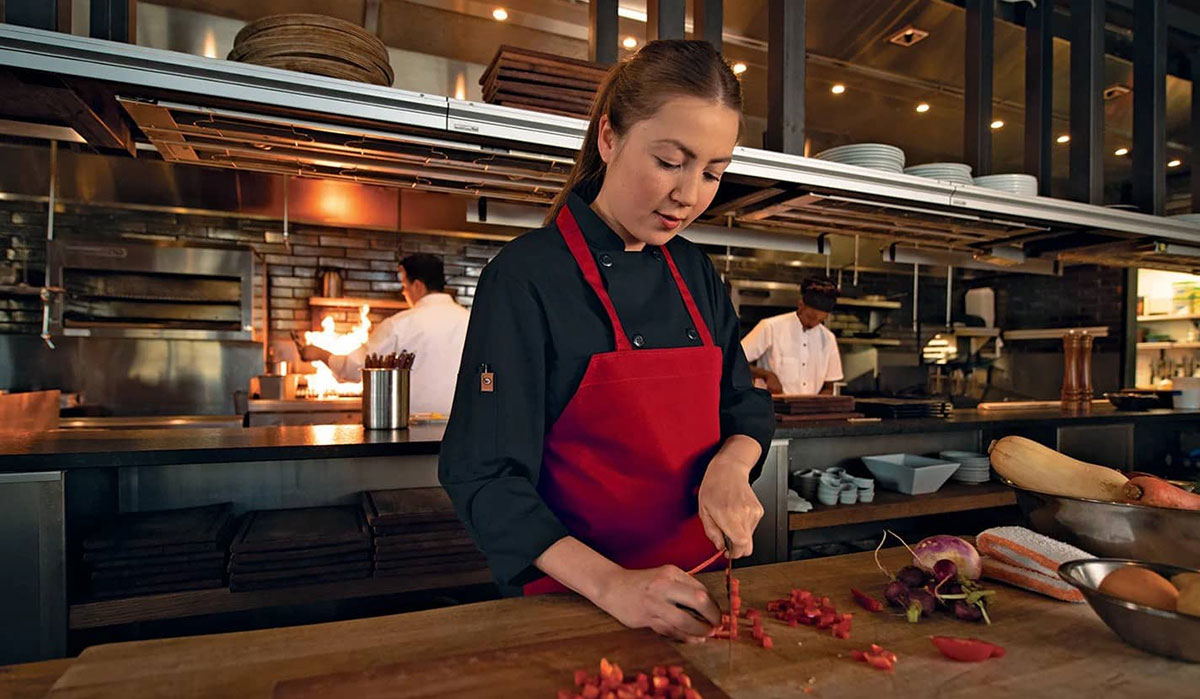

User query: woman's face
[593,96,739,250]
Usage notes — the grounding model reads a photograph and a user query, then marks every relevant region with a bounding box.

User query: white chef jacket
[741,312,843,395]
[328,293,469,415]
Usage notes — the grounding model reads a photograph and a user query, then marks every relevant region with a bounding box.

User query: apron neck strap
[660,246,714,346]
[556,206,632,351]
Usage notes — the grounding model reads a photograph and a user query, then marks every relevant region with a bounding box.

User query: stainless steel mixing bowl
[1059,559,1200,663]
[1002,479,1200,569]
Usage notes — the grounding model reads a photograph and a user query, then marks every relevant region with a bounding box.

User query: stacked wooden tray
[854,398,953,419]
[364,488,488,578]
[227,506,372,592]
[81,503,235,600]
[773,394,863,424]
[228,14,393,86]
[480,45,607,119]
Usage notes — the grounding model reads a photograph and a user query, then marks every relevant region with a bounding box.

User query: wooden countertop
[15,547,1199,698]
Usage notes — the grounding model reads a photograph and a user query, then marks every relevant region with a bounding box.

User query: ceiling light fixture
[1115,147,1129,157]
[831,83,845,94]
[990,120,1004,130]
[1057,134,1070,144]
[732,62,748,75]
[1169,159,1182,168]
[915,102,930,113]
[622,36,637,49]
[887,26,930,47]
[492,7,508,21]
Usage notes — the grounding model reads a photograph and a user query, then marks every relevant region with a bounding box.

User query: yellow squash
[989,435,1128,501]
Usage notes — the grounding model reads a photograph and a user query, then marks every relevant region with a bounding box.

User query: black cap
[801,278,838,312]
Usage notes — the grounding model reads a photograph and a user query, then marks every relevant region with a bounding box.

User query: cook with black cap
[741,277,843,395]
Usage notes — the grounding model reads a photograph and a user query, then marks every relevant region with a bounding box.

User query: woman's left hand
[697,436,763,559]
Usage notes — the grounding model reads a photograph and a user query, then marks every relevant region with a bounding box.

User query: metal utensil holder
[362,368,409,430]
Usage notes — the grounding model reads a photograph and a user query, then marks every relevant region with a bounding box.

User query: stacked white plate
[1171,213,1200,225]
[972,174,1038,197]
[904,162,973,185]
[939,450,992,485]
[814,144,906,174]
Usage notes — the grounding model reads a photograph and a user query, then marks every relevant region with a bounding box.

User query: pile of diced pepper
[556,659,704,699]
[764,587,854,640]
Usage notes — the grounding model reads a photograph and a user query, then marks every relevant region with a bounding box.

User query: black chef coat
[438,188,775,592]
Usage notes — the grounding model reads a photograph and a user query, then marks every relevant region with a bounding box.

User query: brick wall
[0,200,508,337]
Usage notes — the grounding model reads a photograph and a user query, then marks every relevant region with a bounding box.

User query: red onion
[911,535,982,581]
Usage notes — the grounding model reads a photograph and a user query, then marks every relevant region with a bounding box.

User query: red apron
[524,206,725,595]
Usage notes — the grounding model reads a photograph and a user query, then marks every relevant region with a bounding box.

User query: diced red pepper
[865,654,894,672]
[930,636,1005,662]
[851,587,885,612]
[761,634,774,649]
[575,669,589,687]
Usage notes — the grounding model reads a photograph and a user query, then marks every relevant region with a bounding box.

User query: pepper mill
[1061,331,1094,412]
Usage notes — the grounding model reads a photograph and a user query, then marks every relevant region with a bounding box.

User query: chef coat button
[651,248,663,261]
[632,333,645,348]
[686,328,699,341]
[599,253,614,268]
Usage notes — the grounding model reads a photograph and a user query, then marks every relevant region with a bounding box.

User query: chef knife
[724,534,733,666]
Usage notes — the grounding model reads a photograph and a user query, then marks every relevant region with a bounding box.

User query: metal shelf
[837,297,902,309]
[1004,326,1110,341]
[309,296,408,310]
[837,337,903,346]
[6,24,1200,262]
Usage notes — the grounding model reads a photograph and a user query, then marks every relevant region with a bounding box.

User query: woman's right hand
[596,565,721,643]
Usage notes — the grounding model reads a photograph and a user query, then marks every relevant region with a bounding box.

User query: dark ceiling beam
[1069,0,1104,205]
[693,0,723,53]
[1132,0,1167,217]
[1106,0,1200,41]
[588,0,618,65]
[646,0,685,41]
[964,0,994,176]
[765,0,805,156]
[1023,1,1053,195]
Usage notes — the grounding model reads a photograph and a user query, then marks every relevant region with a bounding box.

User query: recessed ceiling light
[990,120,1005,129]
[1115,147,1129,156]
[622,36,637,49]
[831,83,846,94]
[1056,134,1070,144]
[915,102,930,113]
[492,7,508,21]
[1169,159,1182,168]
[731,62,748,75]
[887,26,929,47]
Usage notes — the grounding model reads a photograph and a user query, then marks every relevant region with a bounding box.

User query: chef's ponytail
[545,40,743,224]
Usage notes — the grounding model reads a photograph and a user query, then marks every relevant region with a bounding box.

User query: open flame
[303,306,370,398]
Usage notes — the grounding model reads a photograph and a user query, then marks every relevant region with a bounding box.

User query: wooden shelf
[951,327,1001,337]
[69,568,493,630]
[788,482,1016,531]
[1137,341,1200,350]
[837,297,902,310]
[309,296,408,310]
[1004,326,1109,341]
[1138,314,1200,322]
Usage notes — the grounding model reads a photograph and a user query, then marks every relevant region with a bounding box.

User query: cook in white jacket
[297,253,469,415]
[740,277,843,396]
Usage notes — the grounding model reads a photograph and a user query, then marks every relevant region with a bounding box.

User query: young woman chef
[439,40,774,643]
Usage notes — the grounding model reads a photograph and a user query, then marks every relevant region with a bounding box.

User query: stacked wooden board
[853,397,953,419]
[773,394,863,424]
[81,503,234,599]
[227,506,372,591]
[364,488,488,578]
[480,45,607,119]
[228,14,393,86]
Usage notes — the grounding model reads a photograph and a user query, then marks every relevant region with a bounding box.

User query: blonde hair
[545,40,743,224]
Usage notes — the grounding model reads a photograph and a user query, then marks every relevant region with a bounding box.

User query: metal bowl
[1003,479,1200,569]
[1059,559,1200,663]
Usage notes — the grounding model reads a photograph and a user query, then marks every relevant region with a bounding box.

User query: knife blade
[723,534,733,667]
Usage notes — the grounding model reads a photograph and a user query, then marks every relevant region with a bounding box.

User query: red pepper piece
[865,654,894,672]
[575,670,589,687]
[930,636,1004,662]
[761,634,774,649]
[851,649,866,662]
[851,587,885,612]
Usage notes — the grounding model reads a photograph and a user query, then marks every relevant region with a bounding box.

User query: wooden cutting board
[230,506,370,553]
[83,503,234,551]
[270,629,730,699]
[362,489,458,527]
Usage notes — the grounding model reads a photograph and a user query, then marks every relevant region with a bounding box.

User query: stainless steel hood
[4,24,1200,271]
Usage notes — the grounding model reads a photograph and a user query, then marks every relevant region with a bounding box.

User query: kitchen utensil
[1004,478,1200,569]
[1059,559,1200,663]
[0,389,60,434]
[972,173,1038,196]
[258,373,299,400]
[362,367,409,430]
[795,469,821,501]
[861,453,961,495]
[839,483,858,504]
[723,534,732,666]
